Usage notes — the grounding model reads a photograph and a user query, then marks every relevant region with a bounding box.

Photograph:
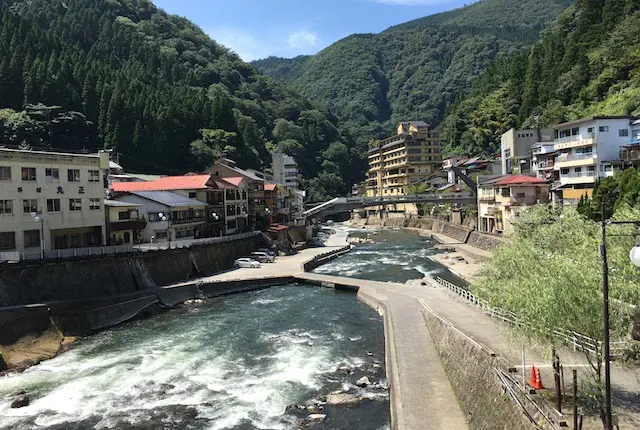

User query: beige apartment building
[367,121,442,213]
[0,148,109,255]
[477,174,550,235]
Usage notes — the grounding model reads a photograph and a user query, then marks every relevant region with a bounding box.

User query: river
[313,226,468,286]
[0,225,462,430]
[0,285,388,430]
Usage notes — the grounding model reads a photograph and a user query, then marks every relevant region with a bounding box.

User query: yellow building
[366,121,442,213]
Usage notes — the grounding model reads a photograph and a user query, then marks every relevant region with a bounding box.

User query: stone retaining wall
[364,216,503,251]
[0,234,262,308]
[423,308,535,430]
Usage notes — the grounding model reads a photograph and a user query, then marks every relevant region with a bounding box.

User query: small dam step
[293,272,469,430]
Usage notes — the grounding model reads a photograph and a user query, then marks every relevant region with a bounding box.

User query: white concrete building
[272,151,299,190]
[553,116,634,203]
[501,128,554,175]
[111,191,207,242]
[530,142,557,181]
[0,148,109,255]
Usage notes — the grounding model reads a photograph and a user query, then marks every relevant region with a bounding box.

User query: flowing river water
[0,225,462,430]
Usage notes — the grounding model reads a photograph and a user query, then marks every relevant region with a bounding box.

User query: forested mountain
[252,0,573,147]
[442,0,640,156]
[0,0,360,201]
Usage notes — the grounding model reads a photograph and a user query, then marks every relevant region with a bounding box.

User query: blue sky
[152,0,473,61]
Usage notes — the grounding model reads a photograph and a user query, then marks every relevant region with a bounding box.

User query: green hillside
[442,0,640,156]
[252,0,573,146]
[0,0,359,201]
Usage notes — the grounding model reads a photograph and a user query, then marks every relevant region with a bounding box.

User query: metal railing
[0,232,262,263]
[433,276,628,357]
[555,132,596,144]
[555,152,596,163]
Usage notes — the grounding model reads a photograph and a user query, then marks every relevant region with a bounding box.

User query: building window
[0,166,11,181]
[189,192,197,199]
[599,126,609,132]
[0,200,13,215]
[118,211,131,220]
[21,167,36,181]
[571,127,579,136]
[588,127,594,133]
[154,230,168,240]
[574,167,582,174]
[24,230,40,248]
[227,205,236,216]
[23,199,38,214]
[45,168,60,183]
[88,170,100,182]
[619,129,629,137]
[47,198,61,212]
[0,232,16,250]
[69,198,82,211]
[89,198,101,211]
[227,220,237,230]
[67,169,80,182]
[501,188,510,197]
[561,168,570,175]
[516,192,526,198]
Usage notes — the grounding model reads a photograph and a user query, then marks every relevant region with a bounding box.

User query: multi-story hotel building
[552,116,635,204]
[366,122,442,213]
[0,148,110,255]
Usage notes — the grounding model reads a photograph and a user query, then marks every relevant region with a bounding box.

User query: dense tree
[0,0,358,200]
[442,0,640,156]
[253,0,572,153]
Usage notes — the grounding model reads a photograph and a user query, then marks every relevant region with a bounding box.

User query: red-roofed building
[477,174,550,235]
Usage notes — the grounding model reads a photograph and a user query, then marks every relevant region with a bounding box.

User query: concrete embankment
[420,302,534,430]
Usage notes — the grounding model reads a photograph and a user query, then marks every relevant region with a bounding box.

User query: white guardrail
[0,232,262,263]
[433,276,628,358]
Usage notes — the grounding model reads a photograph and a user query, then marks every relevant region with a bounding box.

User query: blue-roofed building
[110,191,207,243]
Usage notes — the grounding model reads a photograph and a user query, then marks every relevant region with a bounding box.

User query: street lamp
[211,212,221,237]
[158,212,170,248]
[30,211,45,259]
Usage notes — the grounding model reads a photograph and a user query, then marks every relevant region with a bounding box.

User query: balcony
[554,133,596,151]
[479,194,495,202]
[509,196,539,206]
[171,216,206,225]
[559,171,597,185]
[621,145,640,163]
[536,160,554,170]
[554,152,597,168]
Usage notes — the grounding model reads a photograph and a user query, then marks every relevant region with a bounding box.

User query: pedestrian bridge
[304,192,476,218]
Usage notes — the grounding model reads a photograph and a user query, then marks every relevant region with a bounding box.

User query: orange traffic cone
[534,368,544,390]
[529,366,537,387]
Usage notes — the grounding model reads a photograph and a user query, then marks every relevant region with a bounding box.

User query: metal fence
[0,232,262,263]
[433,276,628,358]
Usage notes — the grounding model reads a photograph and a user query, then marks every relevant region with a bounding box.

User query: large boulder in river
[356,376,371,387]
[11,395,29,408]
[325,393,360,406]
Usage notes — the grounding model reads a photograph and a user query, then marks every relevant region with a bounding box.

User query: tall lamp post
[30,211,45,259]
[158,212,170,248]
[601,217,640,430]
[211,212,220,237]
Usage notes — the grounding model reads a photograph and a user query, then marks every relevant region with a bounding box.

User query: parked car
[257,248,277,257]
[234,258,261,269]
[250,251,275,263]
[307,238,325,247]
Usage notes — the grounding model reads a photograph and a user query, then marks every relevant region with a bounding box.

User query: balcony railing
[561,171,597,178]
[555,152,596,163]
[479,194,495,202]
[555,132,596,143]
[171,216,206,225]
[510,197,539,205]
[537,161,554,169]
[621,146,640,163]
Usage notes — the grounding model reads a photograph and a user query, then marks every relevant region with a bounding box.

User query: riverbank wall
[421,303,535,429]
[362,216,504,253]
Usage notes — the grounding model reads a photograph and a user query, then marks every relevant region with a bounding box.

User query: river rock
[325,393,360,406]
[337,366,353,374]
[11,395,29,408]
[356,376,371,387]
[307,414,327,421]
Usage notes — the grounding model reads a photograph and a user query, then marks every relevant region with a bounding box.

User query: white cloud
[287,30,319,50]
[208,27,322,62]
[208,26,270,62]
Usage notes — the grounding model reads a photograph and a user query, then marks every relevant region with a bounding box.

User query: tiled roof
[267,224,289,232]
[264,183,277,191]
[220,176,244,187]
[111,175,212,192]
[127,191,207,208]
[104,200,141,207]
[491,175,547,186]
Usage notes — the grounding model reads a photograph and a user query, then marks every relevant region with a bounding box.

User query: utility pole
[600,199,613,430]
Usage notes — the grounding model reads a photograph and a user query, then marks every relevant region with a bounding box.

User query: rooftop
[104,200,141,207]
[125,191,207,208]
[480,174,548,187]
[110,174,213,192]
[554,116,637,129]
